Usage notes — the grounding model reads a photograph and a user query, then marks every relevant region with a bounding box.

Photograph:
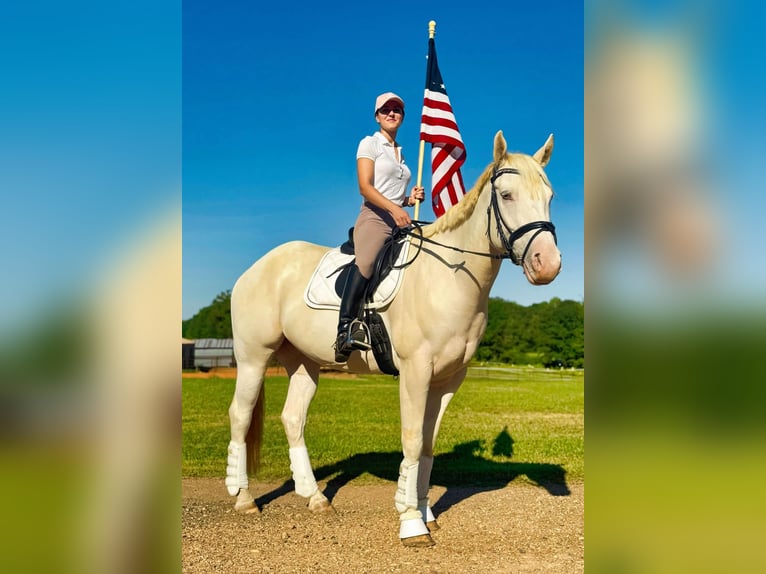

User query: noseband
[488,167,557,266]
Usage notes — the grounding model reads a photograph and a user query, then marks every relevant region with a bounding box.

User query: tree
[182,291,232,339]
[535,298,584,368]
[476,297,584,368]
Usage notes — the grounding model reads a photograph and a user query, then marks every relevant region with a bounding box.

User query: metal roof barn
[193,338,235,369]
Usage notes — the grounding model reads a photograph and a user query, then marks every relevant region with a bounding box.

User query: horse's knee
[401,428,424,458]
[280,410,305,444]
[229,402,252,441]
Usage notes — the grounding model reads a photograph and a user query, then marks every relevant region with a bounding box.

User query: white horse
[226,131,562,547]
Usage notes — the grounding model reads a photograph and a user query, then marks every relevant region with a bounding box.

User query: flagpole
[414,20,436,222]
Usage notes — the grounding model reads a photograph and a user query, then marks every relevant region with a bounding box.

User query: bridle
[487,167,557,265]
[399,166,557,267]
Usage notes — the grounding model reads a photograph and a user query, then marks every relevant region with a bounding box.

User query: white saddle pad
[303,239,410,311]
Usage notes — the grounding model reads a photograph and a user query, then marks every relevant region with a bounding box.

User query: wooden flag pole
[414,20,436,222]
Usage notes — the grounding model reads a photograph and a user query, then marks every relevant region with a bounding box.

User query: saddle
[304,228,410,311]
[303,228,409,376]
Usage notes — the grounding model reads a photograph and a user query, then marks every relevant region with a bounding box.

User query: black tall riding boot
[334,265,369,362]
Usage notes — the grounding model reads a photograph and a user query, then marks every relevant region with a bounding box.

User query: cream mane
[422,153,551,238]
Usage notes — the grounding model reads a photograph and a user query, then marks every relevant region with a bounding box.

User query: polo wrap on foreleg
[395,459,421,520]
[289,446,319,498]
[225,440,248,496]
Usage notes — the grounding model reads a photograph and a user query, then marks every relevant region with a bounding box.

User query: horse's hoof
[234,500,260,514]
[401,534,435,548]
[308,498,336,513]
[426,520,440,532]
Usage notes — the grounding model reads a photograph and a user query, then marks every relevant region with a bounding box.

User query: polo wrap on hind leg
[225,440,248,496]
[289,446,319,498]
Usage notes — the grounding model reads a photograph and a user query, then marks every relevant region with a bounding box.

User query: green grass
[182,366,583,489]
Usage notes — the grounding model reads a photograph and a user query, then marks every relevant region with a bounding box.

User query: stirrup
[334,320,370,362]
[348,319,371,351]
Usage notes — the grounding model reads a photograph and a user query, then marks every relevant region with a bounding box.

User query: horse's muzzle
[523,235,562,285]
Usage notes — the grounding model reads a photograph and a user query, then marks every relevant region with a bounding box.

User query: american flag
[420,37,467,218]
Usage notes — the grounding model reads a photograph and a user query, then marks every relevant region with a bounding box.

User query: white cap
[374,92,405,113]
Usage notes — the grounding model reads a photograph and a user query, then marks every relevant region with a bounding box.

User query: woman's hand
[391,205,412,228]
[408,186,425,206]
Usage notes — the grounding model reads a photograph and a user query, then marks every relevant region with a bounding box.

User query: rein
[398,166,557,267]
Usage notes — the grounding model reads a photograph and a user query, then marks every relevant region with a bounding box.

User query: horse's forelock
[508,154,550,200]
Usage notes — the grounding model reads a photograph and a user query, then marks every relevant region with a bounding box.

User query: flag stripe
[420,129,464,148]
[432,146,465,186]
[423,90,452,105]
[422,98,454,114]
[421,113,458,129]
[421,117,461,134]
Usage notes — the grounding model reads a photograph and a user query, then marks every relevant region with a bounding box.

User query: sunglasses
[377,107,403,116]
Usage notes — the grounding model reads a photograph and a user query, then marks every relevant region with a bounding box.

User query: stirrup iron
[348,319,371,350]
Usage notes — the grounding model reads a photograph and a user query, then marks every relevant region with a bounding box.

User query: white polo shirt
[356,131,412,205]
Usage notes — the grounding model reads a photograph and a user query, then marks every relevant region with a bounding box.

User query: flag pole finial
[429,20,436,39]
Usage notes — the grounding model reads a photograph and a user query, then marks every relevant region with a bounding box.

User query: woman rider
[335,92,425,362]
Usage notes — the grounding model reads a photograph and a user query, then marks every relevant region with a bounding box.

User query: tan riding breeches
[353,203,398,279]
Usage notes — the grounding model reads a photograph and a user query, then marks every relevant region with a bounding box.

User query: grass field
[182,366,583,490]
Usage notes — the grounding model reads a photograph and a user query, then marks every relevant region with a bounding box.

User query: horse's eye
[500,191,514,201]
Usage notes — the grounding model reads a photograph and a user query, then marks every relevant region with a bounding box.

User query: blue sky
[182,1,584,319]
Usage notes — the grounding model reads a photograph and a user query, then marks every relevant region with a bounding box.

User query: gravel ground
[182,478,583,573]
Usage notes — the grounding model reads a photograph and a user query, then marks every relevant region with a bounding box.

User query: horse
[225,131,562,547]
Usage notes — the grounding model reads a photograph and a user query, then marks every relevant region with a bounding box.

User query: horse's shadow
[255,427,571,514]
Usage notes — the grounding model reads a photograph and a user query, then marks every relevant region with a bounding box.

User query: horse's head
[489,131,562,285]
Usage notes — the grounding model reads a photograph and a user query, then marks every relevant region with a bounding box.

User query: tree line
[476,297,583,368]
[182,292,583,368]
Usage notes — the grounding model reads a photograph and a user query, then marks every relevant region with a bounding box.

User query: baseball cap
[374,92,405,113]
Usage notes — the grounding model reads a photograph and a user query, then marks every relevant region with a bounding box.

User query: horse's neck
[421,186,502,299]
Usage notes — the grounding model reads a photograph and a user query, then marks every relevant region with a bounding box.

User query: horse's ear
[493,130,507,162]
[533,134,554,166]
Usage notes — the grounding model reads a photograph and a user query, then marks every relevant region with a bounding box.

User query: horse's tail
[245,384,264,476]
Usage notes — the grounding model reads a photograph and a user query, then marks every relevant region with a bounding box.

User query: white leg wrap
[289,446,318,498]
[396,461,429,539]
[417,455,435,522]
[394,460,420,515]
[225,440,248,496]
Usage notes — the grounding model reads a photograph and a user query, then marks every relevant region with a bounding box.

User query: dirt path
[183,478,583,573]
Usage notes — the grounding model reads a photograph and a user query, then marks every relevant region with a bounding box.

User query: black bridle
[487,167,557,265]
[399,166,557,267]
